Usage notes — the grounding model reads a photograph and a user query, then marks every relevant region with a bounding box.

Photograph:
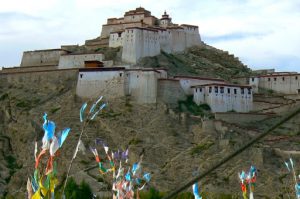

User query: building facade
[249,73,300,94]
[174,76,226,95]
[192,83,253,112]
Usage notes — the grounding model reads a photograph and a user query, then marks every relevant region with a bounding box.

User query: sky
[0,0,299,72]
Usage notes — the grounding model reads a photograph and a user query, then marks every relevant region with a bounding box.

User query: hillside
[1,67,300,198]
[138,44,251,80]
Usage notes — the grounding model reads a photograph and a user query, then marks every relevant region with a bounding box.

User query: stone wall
[0,68,78,90]
[21,49,68,67]
[1,65,57,73]
[58,53,105,69]
[157,79,186,104]
[76,69,125,99]
[215,112,276,124]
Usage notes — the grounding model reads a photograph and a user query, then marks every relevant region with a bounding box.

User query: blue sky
[0,0,299,72]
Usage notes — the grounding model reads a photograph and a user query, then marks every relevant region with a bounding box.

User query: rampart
[20,49,68,67]
[157,79,186,105]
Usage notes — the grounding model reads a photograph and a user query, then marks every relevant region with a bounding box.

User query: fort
[0,7,299,113]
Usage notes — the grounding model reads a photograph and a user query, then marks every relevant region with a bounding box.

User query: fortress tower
[86,7,203,64]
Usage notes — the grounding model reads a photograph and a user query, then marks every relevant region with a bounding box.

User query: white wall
[122,28,160,64]
[193,85,253,112]
[249,77,259,93]
[21,49,67,67]
[58,54,105,69]
[258,75,300,94]
[177,78,225,95]
[76,70,125,99]
[125,70,159,103]
[109,32,125,48]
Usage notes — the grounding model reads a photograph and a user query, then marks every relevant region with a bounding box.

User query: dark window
[214,86,218,93]
[227,88,231,94]
[220,87,224,93]
[274,77,277,81]
[296,76,298,80]
[80,74,83,78]
[118,32,122,37]
[252,77,255,82]
[199,88,202,92]
[282,77,285,81]
[209,87,212,93]
[268,78,271,81]
[234,89,237,94]
[195,88,197,92]
[137,75,139,78]
[241,88,244,94]
[248,88,251,94]
[119,73,123,77]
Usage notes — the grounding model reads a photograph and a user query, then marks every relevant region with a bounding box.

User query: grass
[0,93,8,101]
[128,138,142,145]
[50,107,61,114]
[4,154,21,183]
[190,141,214,155]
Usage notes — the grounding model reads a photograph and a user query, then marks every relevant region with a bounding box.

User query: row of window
[251,76,299,82]
[195,87,252,94]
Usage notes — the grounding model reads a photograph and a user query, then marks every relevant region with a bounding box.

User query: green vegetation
[50,106,61,114]
[0,93,8,101]
[190,141,214,155]
[55,178,94,199]
[128,138,142,145]
[178,95,213,118]
[4,154,21,183]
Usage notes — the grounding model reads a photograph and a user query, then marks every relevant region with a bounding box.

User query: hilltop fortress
[1,7,299,114]
[85,7,202,63]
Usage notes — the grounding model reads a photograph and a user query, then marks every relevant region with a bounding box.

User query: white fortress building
[87,7,202,64]
[249,72,300,95]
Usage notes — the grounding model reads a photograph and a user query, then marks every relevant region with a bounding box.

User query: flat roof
[259,73,300,78]
[24,49,70,53]
[61,52,104,56]
[180,24,198,28]
[125,27,159,32]
[191,83,251,88]
[79,67,125,72]
[174,75,225,82]
[158,78,179,81]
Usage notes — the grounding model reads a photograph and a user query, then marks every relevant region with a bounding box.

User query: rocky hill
[0,46,300,198]
[138,44,251,80]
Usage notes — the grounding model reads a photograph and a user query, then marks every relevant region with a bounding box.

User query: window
[209,87,212,93]
[268,78,271,81]
[119,73,123,77]
[199,88,202,92]
[248,88,251,94]
[274,77,277,81]
[241,88,244,94]
[282,77,285,81]
[234,89,237,94]
[220,87,224,93]
[214,86,218,93]
[296,76,298,80]
[80,74,83,78]
[227,88,231,94]
[252,77,255,82]
[195,88,197,92]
